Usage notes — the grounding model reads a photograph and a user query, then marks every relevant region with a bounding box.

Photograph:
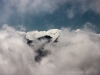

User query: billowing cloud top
[0,24,100,75]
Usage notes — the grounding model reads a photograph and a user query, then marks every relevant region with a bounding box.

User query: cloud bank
[0,24,100,75]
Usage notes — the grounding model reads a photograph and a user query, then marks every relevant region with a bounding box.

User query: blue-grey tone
[0,0,100,32]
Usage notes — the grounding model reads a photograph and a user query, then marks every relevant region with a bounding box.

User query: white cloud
[3,0,67,14]
[66,8,75,19]
[17,25,26,31]
[0,24,100,75]
[0,24,36,75]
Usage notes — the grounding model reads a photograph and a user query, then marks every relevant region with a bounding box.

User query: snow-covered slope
[18,29,61,62]
[19,29,61,41]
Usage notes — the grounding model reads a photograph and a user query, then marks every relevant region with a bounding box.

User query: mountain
[18,29,61,62]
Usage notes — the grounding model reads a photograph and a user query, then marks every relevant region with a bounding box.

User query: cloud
[66,8,75,19]
[0,0,100,24]
[88,0,100,14]
[0,0,68,24]
[17,25,26,31]
[0,24,100,75]
[2,0,67,14]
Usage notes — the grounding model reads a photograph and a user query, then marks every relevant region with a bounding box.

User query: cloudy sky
[1,0,100,75]
[0,0,100,31]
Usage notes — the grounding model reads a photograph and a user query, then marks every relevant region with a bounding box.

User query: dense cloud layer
[0,24,100,75]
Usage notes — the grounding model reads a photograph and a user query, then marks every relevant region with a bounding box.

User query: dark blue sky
[0,0,100,32]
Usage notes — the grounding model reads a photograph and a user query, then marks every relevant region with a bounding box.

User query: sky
[1,0,100,75]
[0,0,100,32]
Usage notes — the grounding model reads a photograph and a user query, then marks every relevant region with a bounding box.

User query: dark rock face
[27,35,52,45]
[34,48,50,62]
[53,35,59,43]
[26,35,59,62]
[37,35,52,43]
[27,39,33,45]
